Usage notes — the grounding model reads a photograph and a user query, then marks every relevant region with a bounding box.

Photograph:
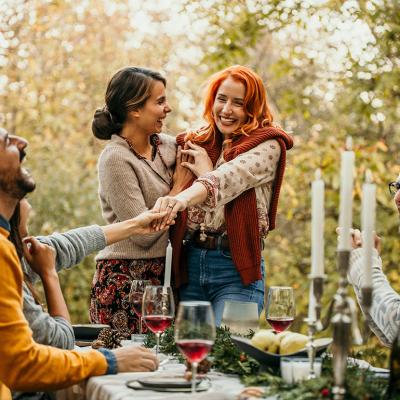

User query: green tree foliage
[0,0,188,321]
[1,0,399,345]
[184,0,400,345]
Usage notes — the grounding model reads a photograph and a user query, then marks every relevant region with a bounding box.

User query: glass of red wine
[142,285,175,355]
[175,301,216,393]
[129,279,152,334]
[265,286,295,333]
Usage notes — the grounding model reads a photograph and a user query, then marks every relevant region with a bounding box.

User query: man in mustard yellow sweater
[0,128,159,399]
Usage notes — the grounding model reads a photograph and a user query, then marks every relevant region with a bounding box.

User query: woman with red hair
[154,65,294,325]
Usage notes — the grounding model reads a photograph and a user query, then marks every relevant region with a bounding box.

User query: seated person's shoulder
[0,234,20,266]
[0,232,13,249]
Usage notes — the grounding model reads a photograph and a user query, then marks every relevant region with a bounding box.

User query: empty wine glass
[129,279,152,334]
[175,301,216,393]
[221,300,259,335]
[265,286,295,333]
[142,285,175,355]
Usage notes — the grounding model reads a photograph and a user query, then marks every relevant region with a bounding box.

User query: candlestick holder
[307,250,362,399]
[361,286,373,341]
[330,249,358,400]
[304,317,318,379]
[305,274,326,379]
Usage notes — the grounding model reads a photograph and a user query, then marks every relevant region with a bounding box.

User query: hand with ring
[152,196,188,231]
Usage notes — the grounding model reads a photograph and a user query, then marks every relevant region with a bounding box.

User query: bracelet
[96,348,118,375]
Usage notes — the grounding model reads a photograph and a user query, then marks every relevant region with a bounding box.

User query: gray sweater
[95,133,176,261]
[349,248,400,346]
[23,225,106,349]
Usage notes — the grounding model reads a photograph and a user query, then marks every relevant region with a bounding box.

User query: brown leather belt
[190,231,265,251]
[192,231,230,251]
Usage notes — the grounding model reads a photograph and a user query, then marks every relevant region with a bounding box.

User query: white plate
[126,376,211,392]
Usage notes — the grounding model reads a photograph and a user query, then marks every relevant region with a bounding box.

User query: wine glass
[265,286,295,333]
[175,301,216,393]
[221,300,259,335]
[129,279,151,334]
[142,285,175,355]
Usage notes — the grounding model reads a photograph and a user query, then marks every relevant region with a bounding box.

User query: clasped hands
[152,141,213,231]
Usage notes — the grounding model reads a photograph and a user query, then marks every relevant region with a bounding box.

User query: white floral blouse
[186,139,281,237]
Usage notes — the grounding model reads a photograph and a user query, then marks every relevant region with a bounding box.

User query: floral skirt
[89,258,165,335]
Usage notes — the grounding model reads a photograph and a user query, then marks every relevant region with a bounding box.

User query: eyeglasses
[388,181,400,196]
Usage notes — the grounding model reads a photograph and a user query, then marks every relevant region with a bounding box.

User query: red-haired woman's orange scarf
[170,126,293,288]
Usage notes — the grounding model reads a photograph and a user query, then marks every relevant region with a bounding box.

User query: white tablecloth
[57,363,245,400]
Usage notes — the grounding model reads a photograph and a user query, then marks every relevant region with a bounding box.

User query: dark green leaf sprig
[242,355,388,399]
[143,326,184,362]
[211,326,260,376]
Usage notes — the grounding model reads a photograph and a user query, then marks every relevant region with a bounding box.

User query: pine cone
[96,328,123,349]
[185,358,212,374]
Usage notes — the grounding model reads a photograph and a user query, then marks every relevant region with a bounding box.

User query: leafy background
[1,0,399,363]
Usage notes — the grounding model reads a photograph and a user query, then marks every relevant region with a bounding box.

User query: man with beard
[0,128,159,400]
[346,175,400,347]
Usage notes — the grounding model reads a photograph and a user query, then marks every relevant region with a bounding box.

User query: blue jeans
[179,243,265,326]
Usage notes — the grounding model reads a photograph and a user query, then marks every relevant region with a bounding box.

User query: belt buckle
[207,235,217,249]
[216,235,223,250]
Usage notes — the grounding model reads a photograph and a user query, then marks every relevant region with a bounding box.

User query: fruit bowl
[231,335,332,370]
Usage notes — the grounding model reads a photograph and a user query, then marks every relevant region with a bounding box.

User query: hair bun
[92,107,123,140]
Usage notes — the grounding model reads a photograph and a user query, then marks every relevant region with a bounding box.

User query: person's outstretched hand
[113,346,159,372]
[132,209,173,234]
[152,195,188,231]
[336,228,381,253]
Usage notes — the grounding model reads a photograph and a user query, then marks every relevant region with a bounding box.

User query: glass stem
[191,362,198,393]
[156,333,160,356]
[139,317,143,335]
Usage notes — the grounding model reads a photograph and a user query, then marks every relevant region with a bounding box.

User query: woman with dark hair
[90,67,188,333]
[153,65,294,325]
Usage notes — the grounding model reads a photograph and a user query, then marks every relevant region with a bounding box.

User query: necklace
[121,135,173,188]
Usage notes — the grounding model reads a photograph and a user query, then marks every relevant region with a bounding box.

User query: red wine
[266,317,294,332]
[176,339,213,363]
[132,302,142,317]
[143,315,173,333]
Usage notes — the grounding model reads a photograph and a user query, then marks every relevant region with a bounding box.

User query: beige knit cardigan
[95,133,176,260]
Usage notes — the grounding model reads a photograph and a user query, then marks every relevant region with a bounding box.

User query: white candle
[308,282,316,321]
[338,137,355,250]
[311,169,324,276]
[164,240,172,287]
[362,170,376,288]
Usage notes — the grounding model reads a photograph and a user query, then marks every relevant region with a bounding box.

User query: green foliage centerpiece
[144,325,388,399]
